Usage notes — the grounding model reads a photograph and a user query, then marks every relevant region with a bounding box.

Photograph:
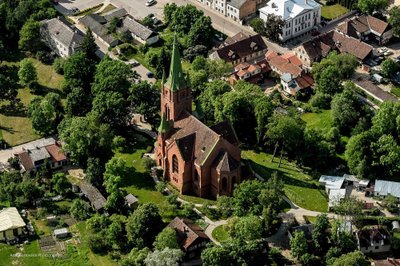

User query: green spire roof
[158,115,170,134]
[165,35,187,91]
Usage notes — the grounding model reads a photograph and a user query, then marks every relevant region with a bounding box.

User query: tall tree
[0,65,19,104]
[389,6,400,37]
[18,58,37,88]
[381,58,399,78]
[153,227,179,251]
[290,231,308,260]
[250,18,266,35]
[145,248,183,266]
[187,16,213,48]
[81,28,98,61]
[263,14,285,42]
[18,19,42,53]
[312,214,330,254]
[331,251,369,266]
[129,81,160,128]
[357,0,388,14]
[63,51,96,93]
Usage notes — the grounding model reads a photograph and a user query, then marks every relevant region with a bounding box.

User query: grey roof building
[120,16,159,45]
[79,14,118,48]
[375,180,400,198]
[79,181,107,211]
[103,7,128,22]
[41,17,84,57]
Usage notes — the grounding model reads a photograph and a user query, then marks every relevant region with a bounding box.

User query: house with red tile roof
[228,59,271,85]
[281,72,314,96]
[336,15,393,45]
[14,139,68,173]
[168,217,210,260]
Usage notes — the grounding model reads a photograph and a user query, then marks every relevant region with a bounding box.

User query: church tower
[160,35,192,122]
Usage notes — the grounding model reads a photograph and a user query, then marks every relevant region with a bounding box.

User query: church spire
[165,35,187,91]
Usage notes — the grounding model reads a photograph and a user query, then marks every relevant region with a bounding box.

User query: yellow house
[0,207,26,242]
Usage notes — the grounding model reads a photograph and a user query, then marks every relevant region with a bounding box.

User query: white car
[146,0,155,6]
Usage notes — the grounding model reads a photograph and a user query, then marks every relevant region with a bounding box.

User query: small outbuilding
[125,194,139,210]
[53,228,69,239]
[0,207,26,242]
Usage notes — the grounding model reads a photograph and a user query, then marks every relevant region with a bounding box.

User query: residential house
[336,15,393,45]
[228,59,271,85]
[119,16,159,45]
[259,0,321,42]
[0,207,26,243]
[295,30,373,68]
[374,180,400,199]
[265,51,314,96]
[210,33,267,65]
[157,36,243,198]
[14,138,68,173]
[168,217,210,260]
[78,181,107,211]
[357,226,391,254]
[125,194,139,210]
[41,17,84,58]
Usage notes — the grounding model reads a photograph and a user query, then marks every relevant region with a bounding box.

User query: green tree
[290,230,308,259]
[163,3,178,25]
[153,227,179,250]
[121,247,150,266]
[381,58,399,78]
[263,14,285,42]
[63,51,96,93]
[28,93,63,135]
[250,18,266,35]
[85,157,104,186]
[170,5,203,34]
[18,19,42,52]
[103,157,126,193]
[316,65,342,95]
[199,80,231,121]
[389,6,400,37]
[51,173,69,195]
[227,215,263,241]
[254,96,273,145]
[330,251,369,266]
[81,28,98,61]
[187,16,213,48]
[18,58,37,88]
[0,65,19,103]
[70,199,91,221]
[145,248,183,266]
[126,203,163,248]
[357,0,388,14]
[232,180,266,216]
[105,215,127,249]
[66,87,92,116]
[191,56,207,71]
[129,81,160,128]
[189,69,208,97]
[312,214,330,254]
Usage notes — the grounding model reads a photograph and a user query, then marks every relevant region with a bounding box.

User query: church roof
[165,35,187,91]
[168,113,238,165]
[215,152,239,172]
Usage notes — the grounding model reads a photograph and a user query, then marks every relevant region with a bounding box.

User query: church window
[172,155,179,173]
[222,177,227,192]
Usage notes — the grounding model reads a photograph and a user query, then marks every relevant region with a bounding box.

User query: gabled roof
[295,74,314,89]
[79,15,117,45]
[16,151,34,172]
[79,181,107,210]
[224,32,252,46]
[266,52,303,77]
[125,194,138,204]
[214,151,239,172]
[215,34,267,63]
[0,207,26,232]
[45,144,67,162]
[227,0,248,9]
[103,7,128,22]
[28,147,51,162]
[375,180,400,198]
[336,15,391,38]
[319,175,345,190]
[121,16,158,41]
[176,133,196,162]
[41,18,84,50]
[168,217,209,250]
[210,120,239,146]
[259,0,320,21]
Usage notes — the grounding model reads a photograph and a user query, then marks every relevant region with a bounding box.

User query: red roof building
[228,59,271,85]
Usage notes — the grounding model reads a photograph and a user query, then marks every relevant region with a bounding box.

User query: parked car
[378,47,388,54]
[146,0,155,6]
[146,72,154,78]
[383,51,393,56]
[129,60,140,67]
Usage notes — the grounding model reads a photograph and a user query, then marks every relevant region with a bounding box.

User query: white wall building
[259,0,321,42]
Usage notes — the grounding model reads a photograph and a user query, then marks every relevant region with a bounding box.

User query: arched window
[222,177,227,192]
[172,155,179,173]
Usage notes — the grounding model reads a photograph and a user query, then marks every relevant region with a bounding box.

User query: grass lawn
[301,109,332,135]
[0,58,64,146]
[212,224,230,243]
[321,4,349,20]
[243,150,328,212]
[391,87,400,98]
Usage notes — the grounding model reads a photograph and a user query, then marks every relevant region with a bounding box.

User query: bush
[155,182,166,193]
[310,92,332,109]
[53,57,65,74]
[142,157,156,173]
[36,51,53,64]
[7,157,20,170]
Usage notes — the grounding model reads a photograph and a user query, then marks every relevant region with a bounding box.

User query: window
[222,177,227,191]
[232,176,236,190]
[172,155,179,173]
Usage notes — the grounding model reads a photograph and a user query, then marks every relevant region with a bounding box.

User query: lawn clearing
[212,224,230,243]
[301,109,332,134]
[321,4,349,20]
[243,150,328,212]
[391,87,400,98]
[0,58,64,146]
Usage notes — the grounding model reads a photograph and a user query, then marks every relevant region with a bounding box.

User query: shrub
[36,51,53,64]
[310,92,332,109]
[53,57,65,74]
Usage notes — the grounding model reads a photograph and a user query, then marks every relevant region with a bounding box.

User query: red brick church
[156,37,242,198]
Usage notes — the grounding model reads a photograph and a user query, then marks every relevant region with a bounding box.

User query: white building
[41,18,84,58]
[0,207,26,242]
[259,0,321,42]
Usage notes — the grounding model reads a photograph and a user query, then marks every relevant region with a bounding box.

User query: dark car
[146,72,154,78]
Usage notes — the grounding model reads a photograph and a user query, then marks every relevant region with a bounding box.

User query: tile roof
[224,32,252,46]
[79,15,117,45]
[354,79,399,102]
[103,7,128,22]
[0,207,26,232]
[357,226,390,248]
[28,147,51,162]
[41,18,84,50]
[214,152,239,172]
[16,151,34,172]
[336,15,391,38]
[45,144,67,162]
[210,120,239,146]
[215,34,267,63]
[295,74,314,89]
[168,217,209,250]
[125,194,138,204]
[266,52,303,76]
[301,30,373,61]
[121,16,158,41]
